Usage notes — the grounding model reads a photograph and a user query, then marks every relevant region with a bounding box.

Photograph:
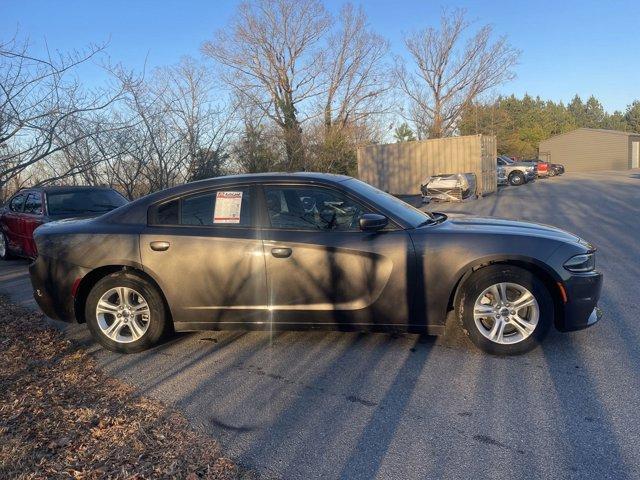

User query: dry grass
[0,297,251,479]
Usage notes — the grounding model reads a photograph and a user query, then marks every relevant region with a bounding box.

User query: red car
[536,161,549,177]
[0,186,128,259]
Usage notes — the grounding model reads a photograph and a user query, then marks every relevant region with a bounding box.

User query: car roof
[35,185,113,193]
[101,172,354,224]
[191,172,352,184]
[19,185,117,194]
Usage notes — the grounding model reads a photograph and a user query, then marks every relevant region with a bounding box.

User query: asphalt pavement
[2,170,639,479]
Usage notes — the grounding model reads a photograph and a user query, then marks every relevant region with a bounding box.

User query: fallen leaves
[0,297,251,480]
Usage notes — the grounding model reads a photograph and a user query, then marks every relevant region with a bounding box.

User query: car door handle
[271,247,292,258]
[150,241,170,251]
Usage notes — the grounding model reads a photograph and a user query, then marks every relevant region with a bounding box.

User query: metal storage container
[357,134,497,196]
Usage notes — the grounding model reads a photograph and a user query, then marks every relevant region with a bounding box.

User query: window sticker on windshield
[213,191,243,224]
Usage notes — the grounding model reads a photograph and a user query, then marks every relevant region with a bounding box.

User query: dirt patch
[0,297,253,479]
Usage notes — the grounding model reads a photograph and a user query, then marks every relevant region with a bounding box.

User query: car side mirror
[359,213,388,231]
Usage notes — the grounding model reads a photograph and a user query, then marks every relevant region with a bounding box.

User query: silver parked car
[497,156,536,186]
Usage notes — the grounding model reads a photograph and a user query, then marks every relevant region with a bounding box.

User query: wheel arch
[74,265,173,325]
[449,256,565,330]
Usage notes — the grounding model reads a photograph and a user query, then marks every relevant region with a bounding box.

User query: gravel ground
[1,170,639,479]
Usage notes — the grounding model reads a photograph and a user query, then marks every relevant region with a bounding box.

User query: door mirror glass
[359,213,388,231]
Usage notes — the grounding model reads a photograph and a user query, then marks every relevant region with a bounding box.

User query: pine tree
[625,101,640,133]
[393,123,416,143]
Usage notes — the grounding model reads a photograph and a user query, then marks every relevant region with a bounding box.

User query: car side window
[264,186,369,231]
[155,199,179,225]
[24,193,43,215]
[9,194,26,212]
[181,187,252,226]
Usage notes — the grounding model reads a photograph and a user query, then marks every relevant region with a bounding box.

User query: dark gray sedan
[29,173,602,355]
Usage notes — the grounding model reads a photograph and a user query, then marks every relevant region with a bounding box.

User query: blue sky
[2,0,638,112]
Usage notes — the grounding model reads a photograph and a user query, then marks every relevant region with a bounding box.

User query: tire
[0,232,13,260]
[455,265,553,355]
[85,271,168,353]
[509,172,525,186]
[548,169,556,177]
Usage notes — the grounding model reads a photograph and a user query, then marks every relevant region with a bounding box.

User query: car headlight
[564,253,595,272]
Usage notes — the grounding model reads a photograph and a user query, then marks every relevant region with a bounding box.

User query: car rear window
[154,200,179,224]
[46,189,128,215]
[181,188,251,226]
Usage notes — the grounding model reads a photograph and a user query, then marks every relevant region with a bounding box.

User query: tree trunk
[280,96,305,170]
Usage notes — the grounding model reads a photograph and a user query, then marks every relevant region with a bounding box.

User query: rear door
[258,183,414,328]
[22,192,45,257]
[141,185,268,328]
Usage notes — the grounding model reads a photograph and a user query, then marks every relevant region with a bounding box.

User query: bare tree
[106,57,238,195]
[202,0,331,170]
[322,4,391,132]
[0,34,122,195]
[396,9,519,138]
[112,68,187,193]
[160,58,237,181]
[232,99,281,173]
[308,4,392,174]
[101,125,150,199]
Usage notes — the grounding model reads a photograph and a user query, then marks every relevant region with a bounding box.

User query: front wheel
[0,232,13,260]
[509,172,525,186]
[456,265,553,355]
[85,271,168,353]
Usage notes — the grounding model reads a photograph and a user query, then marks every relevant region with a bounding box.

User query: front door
[22,192,44,257]
[3,193,26,253]
[141,185,268,328]
[259,184,414,329]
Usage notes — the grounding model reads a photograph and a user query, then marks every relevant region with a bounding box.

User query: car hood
[438,214,594,248]
[511,161,535,168]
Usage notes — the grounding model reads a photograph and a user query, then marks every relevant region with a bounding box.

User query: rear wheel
[85,271,168,353]
[508,172,525,186]
[0,232,13,260]
[456,265,553,355]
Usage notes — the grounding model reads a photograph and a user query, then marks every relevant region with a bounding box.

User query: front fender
[409,227,570,326]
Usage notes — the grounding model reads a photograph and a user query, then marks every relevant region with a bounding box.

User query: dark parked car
[0,186,128,259]
[29,173,602,355]
[526,159,564,177]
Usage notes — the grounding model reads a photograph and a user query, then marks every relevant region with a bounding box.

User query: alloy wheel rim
[473,282,539,345]
[96,287,150,343]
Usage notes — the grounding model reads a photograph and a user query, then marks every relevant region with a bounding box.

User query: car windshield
[501,156,515,165]
[47,189,128,215]
[344,178,435,227]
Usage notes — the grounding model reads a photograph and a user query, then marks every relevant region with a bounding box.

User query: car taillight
[71,277,82,297]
